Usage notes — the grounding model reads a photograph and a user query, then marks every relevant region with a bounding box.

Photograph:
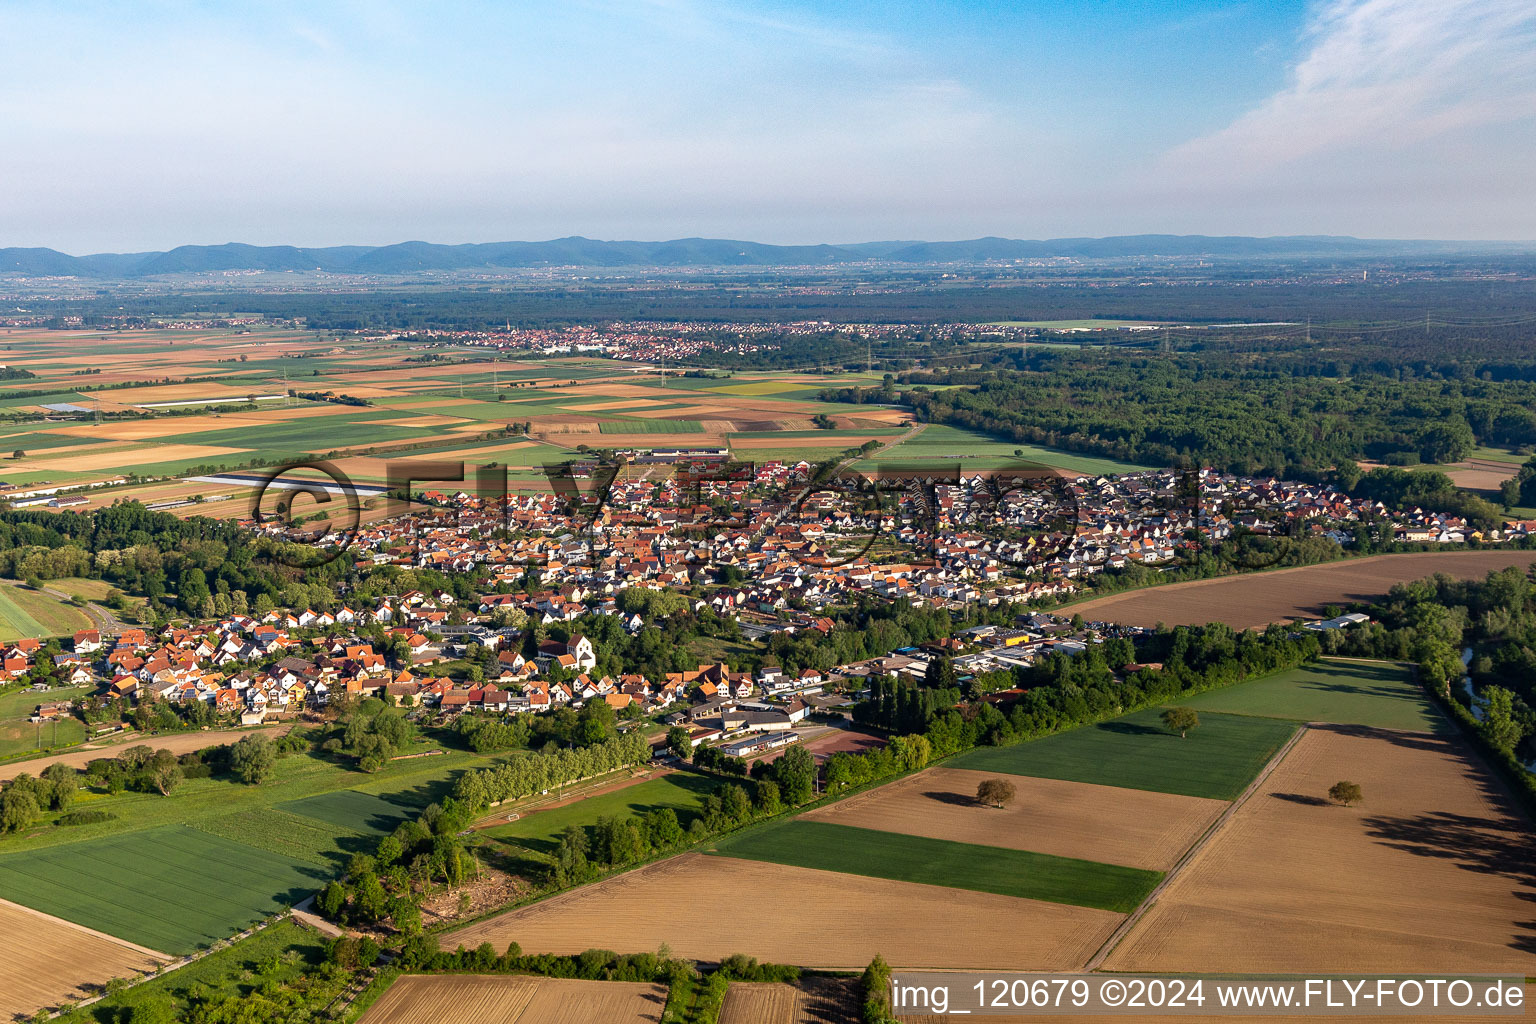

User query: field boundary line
[0,895,169,960]
[1083,723,1309,972]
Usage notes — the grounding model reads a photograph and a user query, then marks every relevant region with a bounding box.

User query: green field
[856,424,1150,476]
[191,807,373,867]
[951,709,1297,801]
[1176,659,1439,732]
[279,784,439,835]
[598,418,705,434]
[0,741,500,951]
[483,771,726,855]
[0,584,93,642]
[0,825,324,953]
[710,821,1160,913]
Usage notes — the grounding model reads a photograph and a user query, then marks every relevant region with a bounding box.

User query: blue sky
[1,0,1533,251]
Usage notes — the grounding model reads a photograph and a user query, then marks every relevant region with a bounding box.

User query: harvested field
[732,435,886,449]
[0,899,165,1021]
[357,974,667,1024]
[1438,457,1523,492]
[804,768,1225,872]
[447,853,1122,970]
[571,398,673,410]
[45,408,352,440]
[13,443,247,473]
[1069,550,1536,629]
[903,987,1536,1024]
[1103,725,1536,974]
[720,978,858,1024]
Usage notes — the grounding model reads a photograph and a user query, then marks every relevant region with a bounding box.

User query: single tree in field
[975,778,1017,809]
[1161,706,1199,738]
[1328,781,1363,807]
[229,733,276,784]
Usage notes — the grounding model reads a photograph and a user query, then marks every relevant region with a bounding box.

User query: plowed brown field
[447,853,1121,970]
[357,975,667,1024]
[902,985,1536,1024]
[803,768,1225,871]
[0,900,164,1020]
[1103,724,1536,974]
[1070,550,1536,629]
[720,978,858,1024]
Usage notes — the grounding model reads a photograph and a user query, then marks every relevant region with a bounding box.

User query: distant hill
[2,234,1530,278]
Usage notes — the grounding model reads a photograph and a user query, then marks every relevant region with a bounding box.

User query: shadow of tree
[1097,721,1167,737]
[1271,792,1331,806]
[1356,732,1536,955]
[923,790,978,808]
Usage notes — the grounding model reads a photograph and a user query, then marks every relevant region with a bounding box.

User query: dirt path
[0,725,287,782]
[0,577,124,635]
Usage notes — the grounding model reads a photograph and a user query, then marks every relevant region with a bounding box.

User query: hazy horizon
[4,0,1536,251]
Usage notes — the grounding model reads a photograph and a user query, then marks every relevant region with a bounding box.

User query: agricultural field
[0,740,496,952]
[0,899,165,1021]
[0,582,93,642]
[278,787,435,835]
[0,325,931,512]
[718,978,858,1024]
[357,974,669,1024]
[1069,549,1536,629]
[448,852,1123,970]
[855,424,1149,476]
[1176,658,1439,732]
[710,820,1160,913]
[951,708,1297,801]
[803,767,1225,872]
[0,824,324,953]
[1102,724,1536,974]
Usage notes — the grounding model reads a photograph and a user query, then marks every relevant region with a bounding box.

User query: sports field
[710,820,1160,913]
[951,709,1297,800]
[0,825,323,953]
[1177,659,1439,732]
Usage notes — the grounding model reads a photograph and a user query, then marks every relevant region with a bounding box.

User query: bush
[57,809,116,826]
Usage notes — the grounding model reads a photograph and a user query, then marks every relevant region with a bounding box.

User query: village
[11,462,1479,761]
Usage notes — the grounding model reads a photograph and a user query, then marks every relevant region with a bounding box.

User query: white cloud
[1157,0,1536,179]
